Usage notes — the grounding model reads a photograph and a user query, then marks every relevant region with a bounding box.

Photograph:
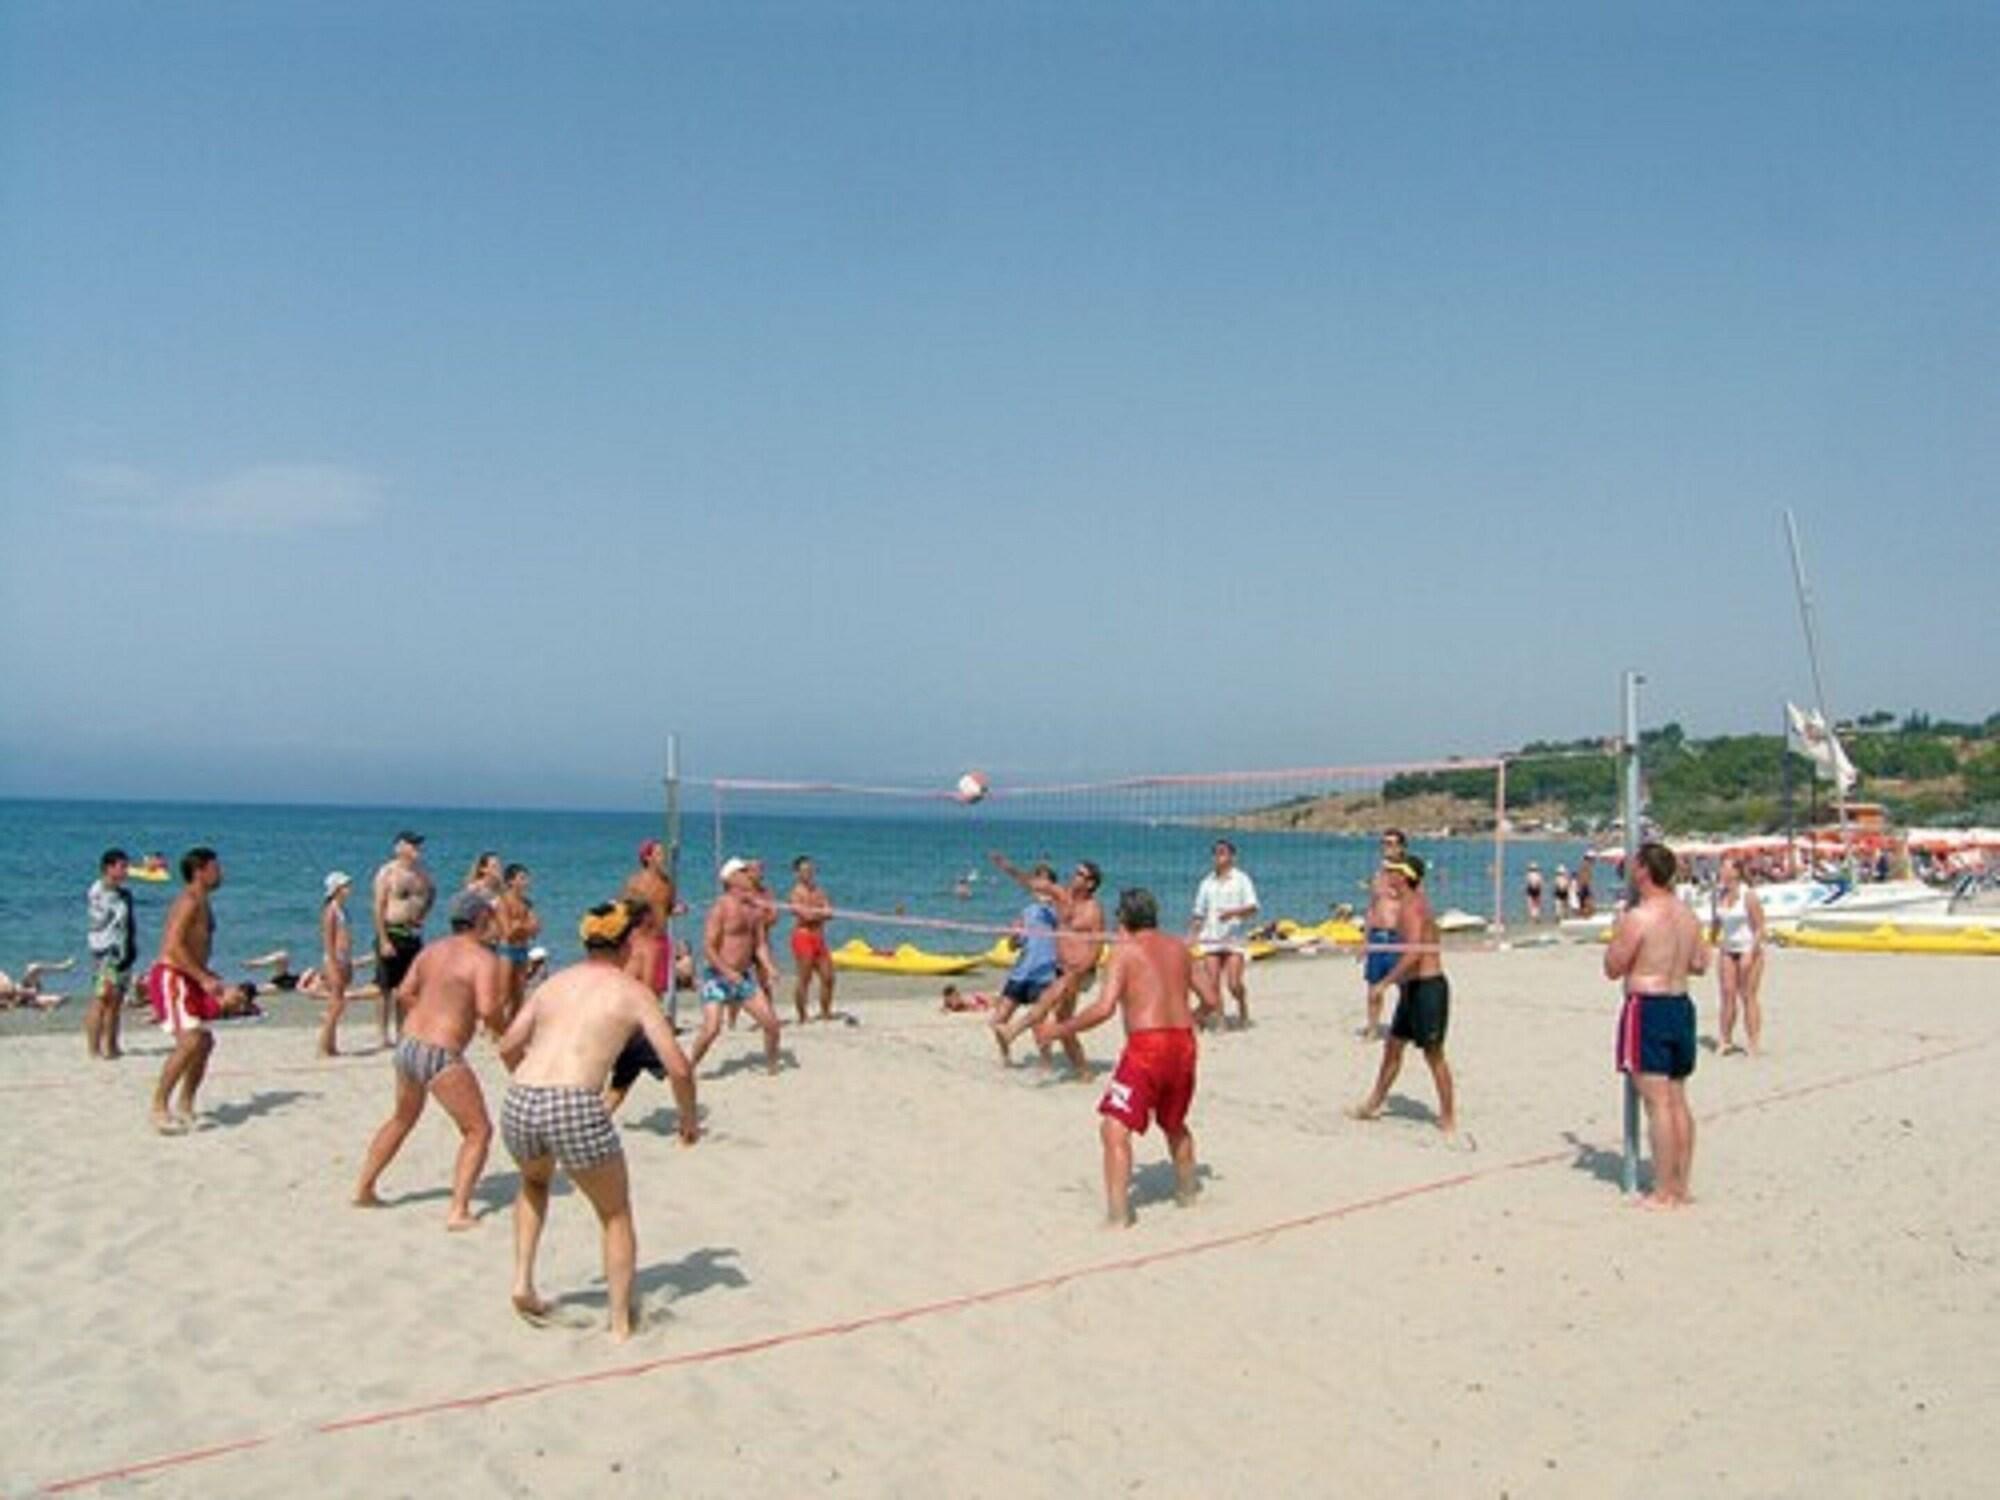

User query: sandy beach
[4,942,1996,1498]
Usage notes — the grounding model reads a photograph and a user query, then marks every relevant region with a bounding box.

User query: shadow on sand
[625,1103,711,1139]
[706,1049,798,1081]
[1562,1131,1639,1191]
[1129,1160,1216,1210]
[557,1246,751,1315]
[203,1089,316,1129]
[390,1169,560,1217]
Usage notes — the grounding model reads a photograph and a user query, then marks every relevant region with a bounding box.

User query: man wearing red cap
[622,839,678,1001]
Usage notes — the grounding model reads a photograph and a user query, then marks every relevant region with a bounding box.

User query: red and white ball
[955,770,990,805]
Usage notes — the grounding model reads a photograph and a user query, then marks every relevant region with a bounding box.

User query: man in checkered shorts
[496,899,699,1341]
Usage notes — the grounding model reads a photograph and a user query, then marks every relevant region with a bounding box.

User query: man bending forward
[497,900,698,1340]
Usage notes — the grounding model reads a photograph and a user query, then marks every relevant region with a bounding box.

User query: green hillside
[1382,711,2000,835]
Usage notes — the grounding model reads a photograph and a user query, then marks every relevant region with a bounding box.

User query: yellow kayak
[128,867,171,883]
[1271,918,1365,948]
[1776,925,2000,956]
[831,940,987,976]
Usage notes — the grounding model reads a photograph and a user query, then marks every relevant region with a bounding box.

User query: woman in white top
[1708,856,1766,1055]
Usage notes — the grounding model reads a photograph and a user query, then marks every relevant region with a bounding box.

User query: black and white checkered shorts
[501,1084,622,1171]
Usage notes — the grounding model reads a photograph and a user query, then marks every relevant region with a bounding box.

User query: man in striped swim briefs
[496,899,699,1341]
[353,889,507,1231]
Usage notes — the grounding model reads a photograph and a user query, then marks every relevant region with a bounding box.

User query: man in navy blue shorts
[1604,841,1708,1208]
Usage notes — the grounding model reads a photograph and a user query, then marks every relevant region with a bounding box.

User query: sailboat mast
[1784,509,1849,842]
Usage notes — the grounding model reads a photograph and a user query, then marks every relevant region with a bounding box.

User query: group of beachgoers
[1521,856,1599,922]
[50,817,1738,1338]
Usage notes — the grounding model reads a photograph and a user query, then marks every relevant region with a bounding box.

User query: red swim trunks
[650,933,674,998]
[147,962,223,1035]
[1099,1027,1198,1136]
[790,926,830,964]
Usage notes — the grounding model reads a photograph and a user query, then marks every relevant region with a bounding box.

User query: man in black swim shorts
[1348,855,1461,1142]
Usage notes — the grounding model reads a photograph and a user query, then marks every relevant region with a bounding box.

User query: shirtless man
[1189,840,1259,1028]
[990,851,1104,1075]
[622,839,678,999]
[352,890,506,1230]
[372,831,435,1047]
[1360,829,1409,1038]
[496,900,698,1340]
[787,855,835,1024]
[145,847,227,1134]
[85,847,136,1058]
[1604,841,1708,1209]
[1349,855,1460,1141]
[494,863,541,1027]
[1037,888,1200,1227]
[690,858,783,1074]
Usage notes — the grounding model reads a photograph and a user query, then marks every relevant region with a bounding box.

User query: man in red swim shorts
[787,855,835,1024]
[1038,886,1200,1227]
[146,847,228,1135]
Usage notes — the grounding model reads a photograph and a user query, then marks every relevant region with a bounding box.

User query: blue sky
[3,2,1994,809]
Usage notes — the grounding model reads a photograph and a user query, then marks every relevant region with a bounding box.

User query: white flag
[1786,702,1857,792]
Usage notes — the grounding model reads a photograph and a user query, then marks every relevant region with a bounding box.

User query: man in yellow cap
[496,898,699,1341]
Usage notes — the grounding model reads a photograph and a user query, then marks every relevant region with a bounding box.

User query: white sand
[3,944,1996,1497]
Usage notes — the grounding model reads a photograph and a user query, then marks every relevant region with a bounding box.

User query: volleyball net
[701,758,1513,955]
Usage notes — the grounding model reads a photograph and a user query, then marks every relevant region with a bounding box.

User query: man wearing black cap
[371,830,434,1047]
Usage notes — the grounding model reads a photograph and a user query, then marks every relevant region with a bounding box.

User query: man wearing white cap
[690,857,782,1075]
[316,870,355,1057]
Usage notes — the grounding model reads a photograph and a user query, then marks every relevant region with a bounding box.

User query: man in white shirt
[1189,839,1258,1029]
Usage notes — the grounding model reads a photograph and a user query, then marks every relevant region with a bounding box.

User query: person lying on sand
[0,958,75,1010]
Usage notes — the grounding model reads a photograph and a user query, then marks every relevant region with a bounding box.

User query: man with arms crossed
[85,847,137,1060]
[1349,855,1460,1141]
[497,900,698,1341]
[788,855,836,1024]
[1190,839,1258,1028]
[1039,888,1200,1227]
[1359,829,1409,1038]
[990,851,1105,1075]
[690,858,783,1074]
[146,848,227,1134]
[1604,841,1707,1209]
[372,830,435,1048]
[353,890,506,1230]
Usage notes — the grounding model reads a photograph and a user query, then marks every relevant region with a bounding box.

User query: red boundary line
[27,1035,1988,1497]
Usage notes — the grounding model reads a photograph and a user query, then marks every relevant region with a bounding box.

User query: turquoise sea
[0,798,1597,979]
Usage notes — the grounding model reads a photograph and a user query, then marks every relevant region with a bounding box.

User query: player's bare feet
[511,1292,553,1326]
[1345,1101,1382,1122]
[151,1108,187,1136]
[444,1210,477,1232]
[352,1189,385,1208]
[991,1022,1013,1065]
